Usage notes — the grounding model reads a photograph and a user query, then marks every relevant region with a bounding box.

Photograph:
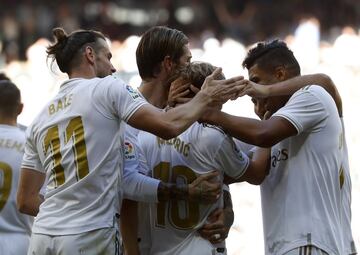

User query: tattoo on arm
[157,182,189,201]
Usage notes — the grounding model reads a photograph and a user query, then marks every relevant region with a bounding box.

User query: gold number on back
[170,165,199,229]
[153,162,200,230]
[153,162,170,228]
[43,126,65,187]
[0,162,12,212]
[43,116,89,188]
[65,116,89,180]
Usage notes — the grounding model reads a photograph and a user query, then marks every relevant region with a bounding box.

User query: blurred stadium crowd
[1,0,360,63]
[0,0,359,254]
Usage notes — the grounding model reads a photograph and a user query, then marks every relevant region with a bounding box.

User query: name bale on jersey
[157,137,190,157]
[48,94,73,115]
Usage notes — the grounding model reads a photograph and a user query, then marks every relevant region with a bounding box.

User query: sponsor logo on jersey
[126,85,141,99]
[124,141,136,160]
[271,148,288,167]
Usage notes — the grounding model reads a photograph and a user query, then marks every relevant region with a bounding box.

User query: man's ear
[17,103,23,116]
[163,55,173,73]
[84,46,95,65]
[275,66,287,81]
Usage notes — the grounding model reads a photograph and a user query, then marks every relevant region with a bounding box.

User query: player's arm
[229,146,270,185]
[123,169,221,203]
[17,168,45,216]
[122,135,221,203]
[198,187,234,244]
[127,69,244,140]
[157,171,221,203]
[120,200,140,255]
[239,73,342,117]
[203,111,297,148]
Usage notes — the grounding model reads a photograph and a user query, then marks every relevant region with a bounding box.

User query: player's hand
[200,68,245,104]
[198,208,234,243]
[168,77,192,107]
[235,79,270,98]
[188,171,221,203]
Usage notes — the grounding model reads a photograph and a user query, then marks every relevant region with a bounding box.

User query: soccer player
[0,78,33,255]
[202,39,356,255]
[16,27,244,254]
[136,61,270,255]
[241,72,357,255]
[120,26,235,255]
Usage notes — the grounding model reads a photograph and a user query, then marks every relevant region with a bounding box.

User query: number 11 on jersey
[43,116,89,188]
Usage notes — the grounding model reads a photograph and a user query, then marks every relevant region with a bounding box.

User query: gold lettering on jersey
[339,132,344,150]
[48,94,73,115]
[157,137,190,157]
[0,139,24,152]
[339,166,344,189]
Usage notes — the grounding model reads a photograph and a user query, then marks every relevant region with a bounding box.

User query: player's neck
[139,80,169,109]
[68,67,97,79]
[0,115,17,126]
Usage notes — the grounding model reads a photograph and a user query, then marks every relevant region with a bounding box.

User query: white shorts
[0,233,30,255]
[284,246,329,255]
[27,227,121,255]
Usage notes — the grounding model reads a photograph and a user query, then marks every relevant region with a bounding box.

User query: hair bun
[52,27,68,43]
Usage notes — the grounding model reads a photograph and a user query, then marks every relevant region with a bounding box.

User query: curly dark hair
[242,39,300,77]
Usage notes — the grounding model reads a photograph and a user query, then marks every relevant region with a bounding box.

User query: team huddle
[0,26,357,255]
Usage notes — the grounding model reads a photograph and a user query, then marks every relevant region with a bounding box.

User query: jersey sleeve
[214,136,250,180]
[122,168,160,203]
[273,85,329,134]
[124,126,149,175]
[21,126,45,173]
[95,76,148,122]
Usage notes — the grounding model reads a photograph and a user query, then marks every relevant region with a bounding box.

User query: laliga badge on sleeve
[126,85,141,100]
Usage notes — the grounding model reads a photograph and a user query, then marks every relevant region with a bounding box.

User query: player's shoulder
[188,122,230,149]
[200,123,227,136]
[0,124,26,141]
[295,84,327,97]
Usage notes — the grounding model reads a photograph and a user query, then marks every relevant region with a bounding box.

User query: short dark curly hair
[242,39,300,77]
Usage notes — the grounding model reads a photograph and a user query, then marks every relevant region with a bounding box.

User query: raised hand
[168,78,192,107]
[200,68,245,104]
[235,79,270,98]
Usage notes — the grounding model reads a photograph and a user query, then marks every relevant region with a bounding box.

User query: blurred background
[1,0,359,254]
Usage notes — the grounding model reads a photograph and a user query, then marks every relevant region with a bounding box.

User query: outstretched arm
[239,73,342,117]
[203,111,297,148]
[128,68,244,140]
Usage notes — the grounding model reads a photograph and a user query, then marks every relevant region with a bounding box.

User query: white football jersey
[261,85,348,254]
[339,118,357,255]
[0,124,33,238]
[21,76,147,235]
[122,124,159,203]
[138,122,250,255]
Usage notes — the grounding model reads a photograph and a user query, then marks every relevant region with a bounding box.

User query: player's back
[138,122,249,255]
[22,76,146,235]
[0,124,33,254]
